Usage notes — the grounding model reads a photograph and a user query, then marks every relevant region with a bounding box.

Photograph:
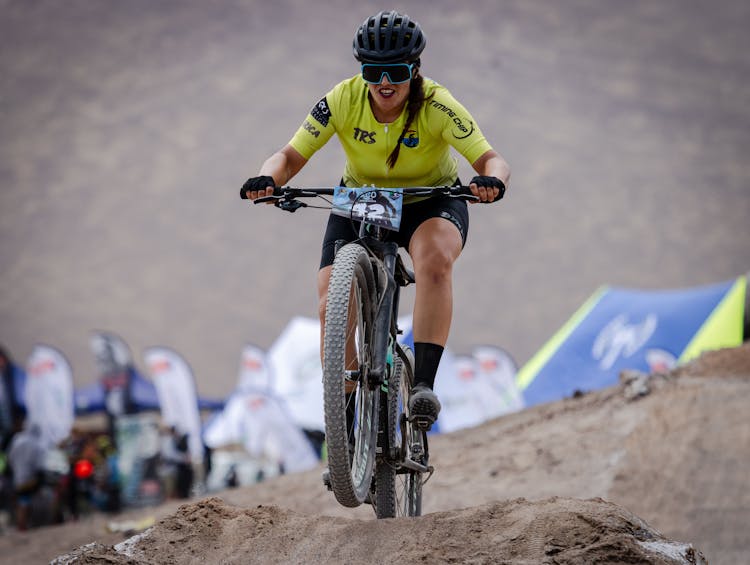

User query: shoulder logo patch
[311,97,331,127]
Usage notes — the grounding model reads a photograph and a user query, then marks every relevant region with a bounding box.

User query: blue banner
[518,277,745,407]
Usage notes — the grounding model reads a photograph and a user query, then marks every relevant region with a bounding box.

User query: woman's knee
[412,245,456,285]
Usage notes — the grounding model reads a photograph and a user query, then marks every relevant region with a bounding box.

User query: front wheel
[323,243,379,507]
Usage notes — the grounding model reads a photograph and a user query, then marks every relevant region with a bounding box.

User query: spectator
[0,345,24,451]
[93,435,121,513]
[61,429,86,520]
[159,426,178,498]
[173,428,193,499]
[8,420,46,530]
[160,426,193,499]
[224,464,239,489]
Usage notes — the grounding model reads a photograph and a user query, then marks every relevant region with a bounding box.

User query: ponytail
[387,74,432,169]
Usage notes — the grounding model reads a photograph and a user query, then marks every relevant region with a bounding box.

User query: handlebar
[242,185,484,212]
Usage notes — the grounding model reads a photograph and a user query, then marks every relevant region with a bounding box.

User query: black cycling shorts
[319,192,469,269]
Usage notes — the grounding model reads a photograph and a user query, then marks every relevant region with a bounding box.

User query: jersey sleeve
[288,84,342,160]
[427,86,493,165]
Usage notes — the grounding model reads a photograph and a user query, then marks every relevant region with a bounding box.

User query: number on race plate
[332,187,404,231]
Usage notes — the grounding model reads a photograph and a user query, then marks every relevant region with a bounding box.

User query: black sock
[413,342,444,389]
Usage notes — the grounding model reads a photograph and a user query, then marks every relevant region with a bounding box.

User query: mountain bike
[246,184,477,518]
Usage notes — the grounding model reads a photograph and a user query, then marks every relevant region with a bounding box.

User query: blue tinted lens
[361,63,413,84]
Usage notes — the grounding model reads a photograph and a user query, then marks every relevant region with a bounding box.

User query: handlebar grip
[468,177,505,204]
[457,184,504,204]
[240,176,279,200]
[449,185,481,203]
[452,185,474,196]
[240,185,283,200]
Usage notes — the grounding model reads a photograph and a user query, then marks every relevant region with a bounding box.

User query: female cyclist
[242,10,510,429]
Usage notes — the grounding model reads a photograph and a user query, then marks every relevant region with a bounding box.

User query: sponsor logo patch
[429,100,475,139]
[311,97,331,127]
[402,130,419,148]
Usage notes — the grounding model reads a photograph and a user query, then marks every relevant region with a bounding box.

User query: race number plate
[332,187,404,231]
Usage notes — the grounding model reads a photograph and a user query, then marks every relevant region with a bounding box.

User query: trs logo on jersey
[402,130,419,148]
[353,127,376,144]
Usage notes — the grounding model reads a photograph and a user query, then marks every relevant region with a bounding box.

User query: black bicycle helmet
[353,10,426,64]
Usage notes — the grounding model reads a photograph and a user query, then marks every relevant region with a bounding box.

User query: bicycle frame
[353,223,401,387]
[353,223,431,472]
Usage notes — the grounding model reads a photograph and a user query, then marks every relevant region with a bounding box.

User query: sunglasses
[361,63,414,85]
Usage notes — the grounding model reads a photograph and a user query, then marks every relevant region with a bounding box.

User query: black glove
[240,175,276,199]
[469,175,506,202]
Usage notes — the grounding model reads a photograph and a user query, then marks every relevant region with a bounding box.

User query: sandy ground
[0,343,745,564]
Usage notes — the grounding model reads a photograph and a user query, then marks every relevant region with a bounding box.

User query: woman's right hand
[240,175,276,200]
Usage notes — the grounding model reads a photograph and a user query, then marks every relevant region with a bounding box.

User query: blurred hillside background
[2,0,749,397]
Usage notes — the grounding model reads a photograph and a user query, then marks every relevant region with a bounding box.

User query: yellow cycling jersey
[289,75,492,191]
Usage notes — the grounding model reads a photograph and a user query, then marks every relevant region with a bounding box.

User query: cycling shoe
[409,385,441,430]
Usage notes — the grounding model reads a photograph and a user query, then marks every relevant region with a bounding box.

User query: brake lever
[278,199,307,213]
[254,189,314,212]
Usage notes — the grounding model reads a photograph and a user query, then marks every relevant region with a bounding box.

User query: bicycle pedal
[412,415,435,431]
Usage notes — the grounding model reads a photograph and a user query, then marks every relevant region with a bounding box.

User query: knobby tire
[323,243,379,507]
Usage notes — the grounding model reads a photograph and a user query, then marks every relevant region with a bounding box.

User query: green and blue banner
[517,276,747,407]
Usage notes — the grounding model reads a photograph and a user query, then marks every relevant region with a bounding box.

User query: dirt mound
[54,496,705,565]
[673,344,750,378]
